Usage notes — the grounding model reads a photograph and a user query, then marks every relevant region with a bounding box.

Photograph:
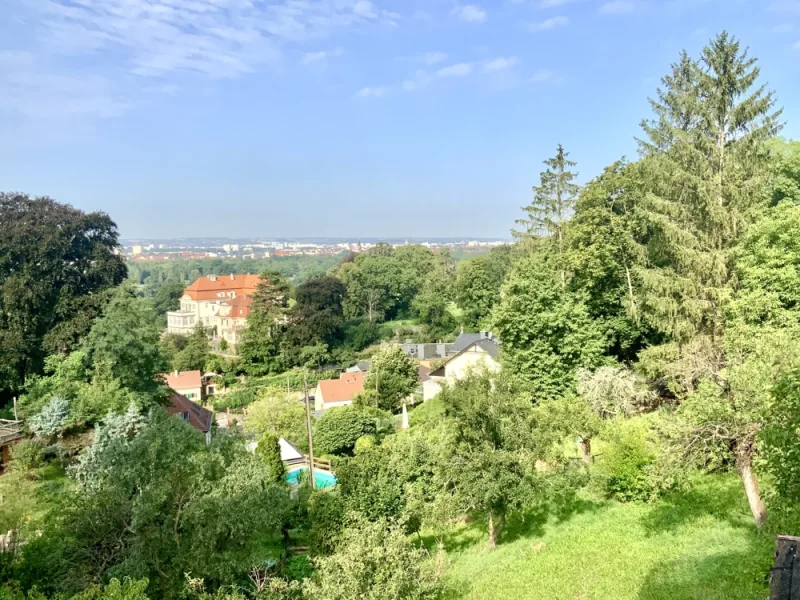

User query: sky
[1,0,800,239]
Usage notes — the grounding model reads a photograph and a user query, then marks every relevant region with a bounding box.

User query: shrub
[303,516,445,600]
[597,420,657,502]
[353,435,377,455]
[256,433,286,483]
[9,440,44,474]
[307,491,347,556]
[313,407,377,456]
[28,396,70,439]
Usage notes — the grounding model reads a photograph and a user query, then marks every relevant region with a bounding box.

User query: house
[0,420,24,473]
[164,370,204,401]
[400,342,453,360]
[345,360,371,373]
[166,274,261,349]
[314,371,365,411]
[424,334,501,401]
[167,393,214,445]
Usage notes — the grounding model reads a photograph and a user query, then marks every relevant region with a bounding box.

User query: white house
[313,372,365,412]
[424,335,501,401]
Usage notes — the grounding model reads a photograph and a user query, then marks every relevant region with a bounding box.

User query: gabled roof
[418,364,432,383]
[429,338,501,378]
[452,331,499,353]
[316,371,365,404]
[165,370,202,391]
[167,393,214,433]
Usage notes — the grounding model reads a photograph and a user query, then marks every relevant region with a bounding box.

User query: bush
[597,420,657,502]
[9,440,44,474]
[307,491,347,556]
[28,396,70,439]
[303,516,444,600]
[353,435,377,455]
[313,407,377,456]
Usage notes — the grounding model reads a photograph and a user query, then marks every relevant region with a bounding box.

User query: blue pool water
[285,468,337,488]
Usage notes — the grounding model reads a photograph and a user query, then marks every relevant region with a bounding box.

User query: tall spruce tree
[636,32,782,528]
[514,144,580,250]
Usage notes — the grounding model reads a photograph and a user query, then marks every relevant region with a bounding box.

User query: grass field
[0,462,69,534]
[431,473,773,600]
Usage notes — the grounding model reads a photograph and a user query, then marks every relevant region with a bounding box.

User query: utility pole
[13,396,18,421]
[303,372,316,490]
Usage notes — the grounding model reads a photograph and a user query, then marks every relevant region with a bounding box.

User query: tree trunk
[488,511,505,550]
[579,437,592,466]
[737,450,767,529]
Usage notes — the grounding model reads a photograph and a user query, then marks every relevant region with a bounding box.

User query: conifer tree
[514,144,580,255]
[636,31,782,528]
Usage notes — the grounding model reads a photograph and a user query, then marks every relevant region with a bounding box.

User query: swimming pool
[285,468,337,488]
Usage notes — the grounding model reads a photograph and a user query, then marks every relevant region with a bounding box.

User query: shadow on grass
[637,535,773,600]
[641,475,752,536]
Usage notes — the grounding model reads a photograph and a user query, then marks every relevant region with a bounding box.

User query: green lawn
[0,462,70,534]
[432,474,773,600]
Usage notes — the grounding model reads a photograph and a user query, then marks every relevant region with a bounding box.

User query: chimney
[209,274,217,282]
[230,274,235,281]
[174,370,179,377]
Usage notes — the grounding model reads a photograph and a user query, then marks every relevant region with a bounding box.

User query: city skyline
[2,1,800,238]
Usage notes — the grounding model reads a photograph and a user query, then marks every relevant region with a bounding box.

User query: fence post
[771,536,800,599]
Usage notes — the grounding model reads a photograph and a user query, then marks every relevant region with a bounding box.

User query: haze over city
[3,0,800,239]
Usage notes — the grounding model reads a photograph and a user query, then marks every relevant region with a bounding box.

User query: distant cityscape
[121,237,510,261]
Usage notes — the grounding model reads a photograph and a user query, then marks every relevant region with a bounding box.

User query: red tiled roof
[164,370,202,391]
[183,274,261,301]
[317,372,365,404]
[167,393,213,433]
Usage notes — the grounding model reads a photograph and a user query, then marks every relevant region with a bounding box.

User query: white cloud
[453,4,488,23]
[357,86,389,98]
[537,0,576,7]
[599,0,638,14]
[530,68,566,84]
[423,52,448,65]
[436,62,474,77]
[302,47,344,65]
[483,56,520,72]
[530,16,569,30]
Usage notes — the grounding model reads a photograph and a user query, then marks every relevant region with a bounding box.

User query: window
[182,412,189,421]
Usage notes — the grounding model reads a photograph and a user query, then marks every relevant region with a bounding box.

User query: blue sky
[1,0,799,239]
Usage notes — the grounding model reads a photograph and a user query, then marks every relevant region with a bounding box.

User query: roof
[167,393,214,433]
[164,370,202,391]
[452,331,500,353]
[280,438,305,462]
[316,371,365,404]
[418,364,432,383]
[183,274,261,301]
[345,360,371,373]
[429,338,501,378]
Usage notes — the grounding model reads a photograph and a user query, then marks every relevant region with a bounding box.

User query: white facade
[425,342,501,401]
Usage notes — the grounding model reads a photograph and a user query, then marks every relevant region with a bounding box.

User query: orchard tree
[364,346,419,412]
[0,193,126,398]
[437,372,572,548]
[244,392,309,451]
[313,406,377,456]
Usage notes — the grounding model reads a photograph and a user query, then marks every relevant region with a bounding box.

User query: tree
[23,410,291,598]
[239,271,291,376]
[0,193,126,398]
[514,144,580,282]
[83,285,170,400]
[151,282,186,321]
[411,276,455,340]
[285,277,346,354]
[492,254,607,402]
[633,32,782,527]
[364,346,419,412]
[256,433,286,483]
[436,371,572,548]
[244,393,309,451]
[455,246,515,330]
[303,517,444,600]
[313,407,378,456]
[28,396,70,440]
[171,326,210,373]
